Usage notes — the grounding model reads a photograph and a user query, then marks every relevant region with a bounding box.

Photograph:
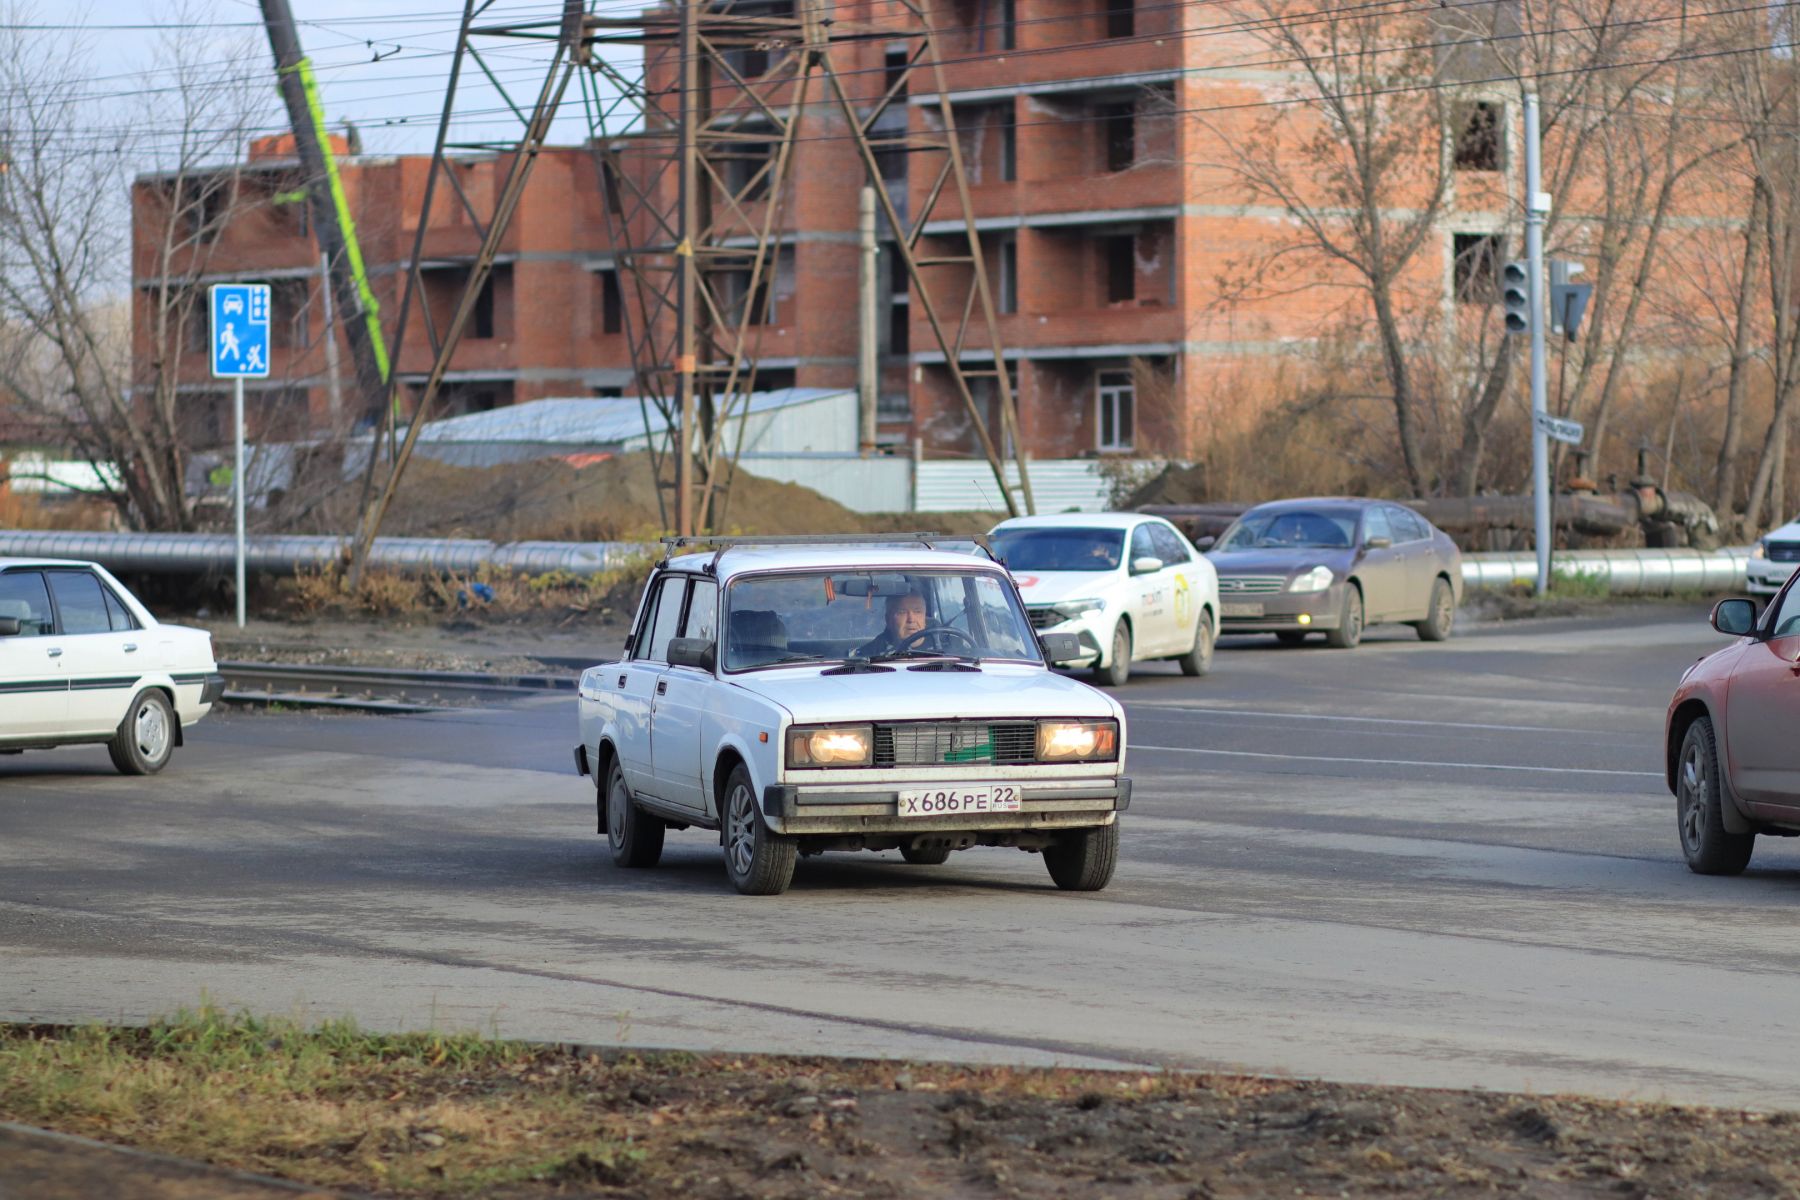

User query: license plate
[897,784,1022,818]
[1222,601,1264,618]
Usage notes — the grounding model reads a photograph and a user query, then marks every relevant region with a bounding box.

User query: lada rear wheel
[1044,822,1118,891]
[606,758,665,868]
[1177,611,1215,677]
[1094,622,1132,687]
[723,764,796,895]
[109,689,176,776]
[1675,717,1754,876]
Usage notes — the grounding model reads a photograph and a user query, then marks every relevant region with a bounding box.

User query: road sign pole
[234,376,246,630]
[1525,93,1551,596]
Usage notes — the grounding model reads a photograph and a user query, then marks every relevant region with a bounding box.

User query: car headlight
[1753,540,1768,560]
[786,724,873,768]
[1036,719,1120,762]
[1288,565,1335,593]
[1051,598,1106,621]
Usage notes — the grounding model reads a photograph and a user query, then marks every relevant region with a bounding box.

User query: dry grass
[276,557,655,626]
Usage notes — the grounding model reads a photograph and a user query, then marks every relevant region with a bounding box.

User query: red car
[1666,584,1800,874]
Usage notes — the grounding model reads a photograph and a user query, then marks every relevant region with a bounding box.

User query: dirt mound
[1122,462,1210,508]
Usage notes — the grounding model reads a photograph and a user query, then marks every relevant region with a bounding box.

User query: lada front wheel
[723,764,796,895]
[1044,823,1118,891]
[606,759,665,868]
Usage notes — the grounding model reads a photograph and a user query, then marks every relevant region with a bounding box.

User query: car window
[1770,579,1800,638]
[1219,507,1358,550]
[1130,525,1158,564]
[48,571,111,635]
[1390,507,1428,543]
[1149,524,1190,564]
[992,527,1124,571]
[683,579,719,643]
[1363,507,1393,545]
[0,571,55,636]
[642,578,688,663]
[101,586,139,632]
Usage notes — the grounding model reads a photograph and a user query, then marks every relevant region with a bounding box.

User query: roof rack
[655,532,996,572]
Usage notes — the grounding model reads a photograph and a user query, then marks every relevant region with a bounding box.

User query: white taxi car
[574,538,1129,895]
[989,513,1220,686]
[0,559,224,773]
[1748,516,1800,597]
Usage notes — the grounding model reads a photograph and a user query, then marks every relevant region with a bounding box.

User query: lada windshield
[1218,507,1359,551]
[990,528,1124,571]
[723,569,1041,671]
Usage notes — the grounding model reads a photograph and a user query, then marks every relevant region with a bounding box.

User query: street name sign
[1534,412,1584,445]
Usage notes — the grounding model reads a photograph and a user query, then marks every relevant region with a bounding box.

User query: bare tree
[0,3,273,530]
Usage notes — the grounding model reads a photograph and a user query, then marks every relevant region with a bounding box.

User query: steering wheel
[898,625,977,654]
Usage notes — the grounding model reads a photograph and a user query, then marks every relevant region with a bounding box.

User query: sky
[73,0,641,164]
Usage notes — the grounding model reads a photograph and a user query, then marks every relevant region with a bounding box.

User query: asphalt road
[6,605,1800,1110]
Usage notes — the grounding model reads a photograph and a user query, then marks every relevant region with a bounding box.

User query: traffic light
[1502,261,1531,334]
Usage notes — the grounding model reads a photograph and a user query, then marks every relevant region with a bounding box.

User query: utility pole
[859,186,878,453]
[259,0,389,421]
[1524,92,1551,596]
[318,252,343,424]
[674,0,699,538]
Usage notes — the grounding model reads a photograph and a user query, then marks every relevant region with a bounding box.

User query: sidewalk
[0,1123,347,1200]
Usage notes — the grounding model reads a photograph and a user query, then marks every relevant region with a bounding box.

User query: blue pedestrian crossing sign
[209,283,270,379]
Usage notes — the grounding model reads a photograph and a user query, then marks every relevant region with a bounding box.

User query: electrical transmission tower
[349,0,1031,577]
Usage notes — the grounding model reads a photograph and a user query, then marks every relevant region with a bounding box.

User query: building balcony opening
[1101,103,1135,172]
[597,269,623,335]
[1453,232,1501,305]
[1453,100,1502,172]
[1107,0,1133,39]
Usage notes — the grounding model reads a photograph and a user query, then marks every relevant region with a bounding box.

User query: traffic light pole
[1525,92,1551,596]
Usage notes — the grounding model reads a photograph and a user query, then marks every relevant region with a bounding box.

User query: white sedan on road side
[575,540,1129,895]
[0,559,224,774]
[1748,515,1800,598]
[989,513,1220,686]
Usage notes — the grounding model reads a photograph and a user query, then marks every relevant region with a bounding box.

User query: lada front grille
[1217,575,1285,594]
[874,721,1038,767]
[1769,540,1800,563]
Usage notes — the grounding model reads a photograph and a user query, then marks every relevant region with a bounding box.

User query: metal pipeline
[1461,547,1753,594]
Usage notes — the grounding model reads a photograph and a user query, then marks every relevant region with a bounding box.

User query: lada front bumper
[760,775,1129,838]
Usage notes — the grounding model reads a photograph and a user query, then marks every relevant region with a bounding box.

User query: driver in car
[854,591,929,658]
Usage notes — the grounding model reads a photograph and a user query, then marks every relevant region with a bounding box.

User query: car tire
[1093,622,1132,687]
[900,844,952,865]
[723,763,796,895]
[108,689,176,776]
[1177,610,1215,677]
[1325,586,1364,649]
[1275,631,1309,647]
[605,758,665,868]
[1413,577,1456,642]
[1675,717,1755,876]
[1044,822,1118,892]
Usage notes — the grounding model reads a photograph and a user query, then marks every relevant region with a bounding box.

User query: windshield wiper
[820,658,894,675]
[906,658,981,672]
[763,652,827,665]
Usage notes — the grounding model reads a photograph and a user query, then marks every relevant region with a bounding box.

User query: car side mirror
[1129,556,1163,576]
[0,617,19,637]
[667,637,716,671]
[1711,597,1758,637]
[1364,536,1392,550]
[1196,535,1216,550]
[1039,631,1083,664]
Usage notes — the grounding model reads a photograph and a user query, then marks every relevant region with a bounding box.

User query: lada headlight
[1051,598,1106,621]
[787,724,873,767]
[1288,565,1335,593]
[1036,719,1120,762]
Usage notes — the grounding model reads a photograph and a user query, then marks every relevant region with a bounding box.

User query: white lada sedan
[0,558,224,773]
[989,513,1220,686]
[574,540,1129,895]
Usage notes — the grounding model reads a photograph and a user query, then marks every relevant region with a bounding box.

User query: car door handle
[123,643,138,653]
[656,679,668,695]
[617,674,627,688]
[45,647,61,658]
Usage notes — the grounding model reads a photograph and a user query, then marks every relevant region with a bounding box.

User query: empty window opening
[1452,232,1502,305]
[722,139,775,201]
[998,105,1016,181]
[1101,103,1135,172]
[599,269,623,334]
[1105,235,1136,304]
[999,237,1018,314]
[1453,101,1502,172]
[1097,369,1135,452]
[884,46,909,96]
[1107,0,1133,39]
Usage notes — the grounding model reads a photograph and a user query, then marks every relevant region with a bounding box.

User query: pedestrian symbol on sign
[209,283,270,380]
